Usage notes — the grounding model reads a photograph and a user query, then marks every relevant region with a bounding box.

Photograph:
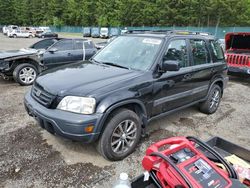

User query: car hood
[36,61,143,96]
[0,48,37,59]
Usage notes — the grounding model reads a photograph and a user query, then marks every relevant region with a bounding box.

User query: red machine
[142,137,238,188]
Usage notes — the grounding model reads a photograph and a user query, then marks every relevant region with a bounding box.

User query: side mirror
[48,48,58,53]
[161,60,180,72]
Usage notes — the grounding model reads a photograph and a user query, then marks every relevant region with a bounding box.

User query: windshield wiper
[101,62,129,69]
[90,58,100,64]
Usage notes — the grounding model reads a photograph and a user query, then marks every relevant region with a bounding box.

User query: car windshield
[93,36,163,70]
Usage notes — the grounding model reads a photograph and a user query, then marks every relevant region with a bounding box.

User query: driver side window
[164,40,189,68]
[52,40,73,51]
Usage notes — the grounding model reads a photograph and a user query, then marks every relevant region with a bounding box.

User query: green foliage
[0,0,249,26]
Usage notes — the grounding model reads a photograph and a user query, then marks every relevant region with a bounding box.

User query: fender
[4,54,39,63]
[96,99,148,134]
[9,57,40,71]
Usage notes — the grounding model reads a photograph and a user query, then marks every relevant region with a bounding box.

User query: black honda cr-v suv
[24,31,228,161]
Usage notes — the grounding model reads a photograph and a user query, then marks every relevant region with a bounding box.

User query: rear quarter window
[210,40,224,61]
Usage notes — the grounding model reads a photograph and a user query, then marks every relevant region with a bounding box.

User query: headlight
[57,96,96,114]
[0,60,9,69]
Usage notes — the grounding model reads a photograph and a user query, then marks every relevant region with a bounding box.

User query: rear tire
[97,108,141,161]
[13,34,17,38]
[199,84,222,114]
[13,63,38,86]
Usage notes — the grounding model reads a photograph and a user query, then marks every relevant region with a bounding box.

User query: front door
[152,39,195,117]
[42,39,74,69]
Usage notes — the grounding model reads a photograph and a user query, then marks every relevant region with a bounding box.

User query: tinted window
[75,40,84,50]
[210,40,224,61]
[190,39,210,65]
[31,39,57,49]
[52,40,73,51]
[75,40,93,50]
[164,40,189,67]
[84,41,94,49]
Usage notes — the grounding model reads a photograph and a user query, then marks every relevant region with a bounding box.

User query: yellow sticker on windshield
[142,38,161,45]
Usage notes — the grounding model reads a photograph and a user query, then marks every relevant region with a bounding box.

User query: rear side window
[164,40,189,67]
[52,39,73,51]
[190,39,210,65]
[84,41,94,49]
[210,40,224,61]
[75,40,84,50]
[75,40,94,50]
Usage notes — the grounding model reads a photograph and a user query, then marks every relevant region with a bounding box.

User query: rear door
[42,39,74,69]
[84,41,97,60]
[72,39,84,61]
[187,38,214,101]
[73,40,97,61]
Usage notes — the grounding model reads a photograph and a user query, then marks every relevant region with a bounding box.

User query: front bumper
[228,66,250,75]
[24,90,103,143]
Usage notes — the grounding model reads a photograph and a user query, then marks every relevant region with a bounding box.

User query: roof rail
[125,29,212,36]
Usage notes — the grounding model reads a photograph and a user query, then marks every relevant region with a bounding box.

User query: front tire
[13,63,38,86]
[199,84,222,114]
[97,109,142,161]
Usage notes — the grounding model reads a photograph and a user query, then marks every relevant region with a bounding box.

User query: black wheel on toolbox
[13,63,38,86]
[199,84,222,114]
[97,108,142,161]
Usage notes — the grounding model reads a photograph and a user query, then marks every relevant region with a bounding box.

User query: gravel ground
[0,33,250,188]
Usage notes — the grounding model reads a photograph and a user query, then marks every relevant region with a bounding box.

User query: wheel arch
[97,99,148,138]
[209,78,224,96]
[11,58,40,72]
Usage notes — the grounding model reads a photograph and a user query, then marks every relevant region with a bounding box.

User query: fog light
[84,125,94,133]
[247,69,250,74]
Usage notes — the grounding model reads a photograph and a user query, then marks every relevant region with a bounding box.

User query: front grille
[227,54,250,67]
[31,84,55,108]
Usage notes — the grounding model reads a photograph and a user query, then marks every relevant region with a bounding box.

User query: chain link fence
[1,25,249,39]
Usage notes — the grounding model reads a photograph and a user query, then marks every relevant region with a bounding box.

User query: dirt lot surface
[0,33,250,188]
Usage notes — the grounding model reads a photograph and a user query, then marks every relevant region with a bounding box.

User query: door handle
[183,74,192,80]
[67,53,72,56]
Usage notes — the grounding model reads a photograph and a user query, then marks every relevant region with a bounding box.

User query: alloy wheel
[19,67,36,84]
[210,89,220,109]
[111,120,137,154]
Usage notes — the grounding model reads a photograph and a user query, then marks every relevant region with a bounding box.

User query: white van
[100,27,109,38]
[4,25,18,35]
